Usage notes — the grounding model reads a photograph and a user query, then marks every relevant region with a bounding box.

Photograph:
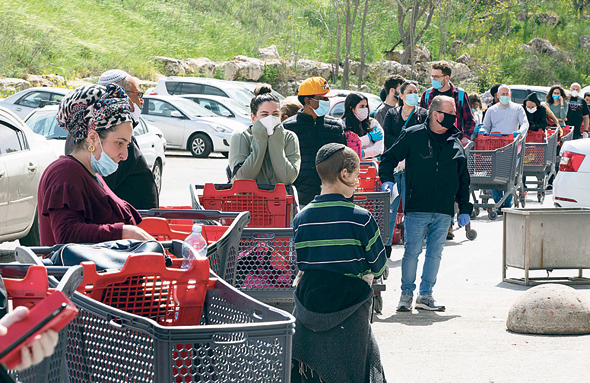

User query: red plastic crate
[77,254,216,326]
[526,129,545,143]
[357,166,378,192]
[139,217,228,243]
[474,133,513,150]
[2,266,53,310]
[198,179,292,228]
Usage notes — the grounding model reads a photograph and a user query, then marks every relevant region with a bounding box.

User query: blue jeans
[386,171,405,246]
[401,212,452,296]
[491,190,513,208]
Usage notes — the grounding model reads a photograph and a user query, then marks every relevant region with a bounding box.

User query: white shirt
[482,102,529,135]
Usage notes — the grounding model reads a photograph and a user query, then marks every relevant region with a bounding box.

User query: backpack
[423,87,465,110]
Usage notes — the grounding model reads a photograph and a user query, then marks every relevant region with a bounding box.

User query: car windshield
[224,98,250,115]
[228,88,254,108]
[25,109,67,139]
[172,98,218,117]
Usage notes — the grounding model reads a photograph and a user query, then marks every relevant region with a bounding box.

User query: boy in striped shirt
[290,143,387,383]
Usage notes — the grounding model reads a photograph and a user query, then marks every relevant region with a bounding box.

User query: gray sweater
[482,101,529,135]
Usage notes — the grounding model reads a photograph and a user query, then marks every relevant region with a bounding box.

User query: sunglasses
[126,90,144,98]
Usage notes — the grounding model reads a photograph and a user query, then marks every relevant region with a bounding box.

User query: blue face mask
[405,93,420,107]
[91,139,119,177]
[552,95,560,101]
[431,79,443,90]
[313,99,331,117]
[500,96,511,105]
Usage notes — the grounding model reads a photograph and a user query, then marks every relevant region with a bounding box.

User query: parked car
[0,87,69,119]
[233,81,286,101]
[24,105,167,193]
[284,89,381,120]
[147,77,254,108]
[179,94,251,127]
[553,139,590,208]
[0,106,58,245]
[142,95,243,158]
[508,85,550,104]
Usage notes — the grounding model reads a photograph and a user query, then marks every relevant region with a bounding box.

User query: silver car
[179,94,252,127]
[0,87,69,119]
[148,77,254,107]
[0,106,58,245]
[142,95,243,158]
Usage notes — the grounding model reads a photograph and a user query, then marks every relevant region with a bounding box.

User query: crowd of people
[3,59,590,382]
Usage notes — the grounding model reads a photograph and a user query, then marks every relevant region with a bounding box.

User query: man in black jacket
[283,77,347,206]
[379,95,472,312]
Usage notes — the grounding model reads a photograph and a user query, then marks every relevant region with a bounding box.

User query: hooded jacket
[379,118,472,216]
[283,111,346,205]
[523,93,547,132]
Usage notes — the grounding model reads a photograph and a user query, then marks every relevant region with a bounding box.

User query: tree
[390,0,438,65]
[341,0,362,89]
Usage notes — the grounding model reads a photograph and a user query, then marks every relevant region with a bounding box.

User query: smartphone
[0,291,78,370]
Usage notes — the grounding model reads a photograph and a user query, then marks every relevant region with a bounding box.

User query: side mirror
[220,110,232,117]
[170,111,183,118]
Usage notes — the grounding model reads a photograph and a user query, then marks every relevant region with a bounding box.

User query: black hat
[316,143,346,165]
[490,83,502,97]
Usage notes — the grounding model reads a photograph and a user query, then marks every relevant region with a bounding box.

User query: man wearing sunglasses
[64,69,158,209]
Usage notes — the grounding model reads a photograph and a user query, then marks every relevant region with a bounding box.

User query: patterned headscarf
[57,84,132,144]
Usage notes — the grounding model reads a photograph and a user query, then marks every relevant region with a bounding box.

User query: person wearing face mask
[228,85,301,185]
[420,61,475,144]
[523,93,547,132]
[37,84,154,246]
[545,85,568,128]
[341,92,384,160]
[373,74,405,127]
[379,96,472,312]
[566,82,590,139]
[64,69,159,210]
[283,77,347,206]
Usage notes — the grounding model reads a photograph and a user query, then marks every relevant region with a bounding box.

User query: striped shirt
[293,193,387,279]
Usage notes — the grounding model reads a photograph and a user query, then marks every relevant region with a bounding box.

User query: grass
[0,0,589,94]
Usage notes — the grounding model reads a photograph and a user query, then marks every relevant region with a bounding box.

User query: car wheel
[188,133,212,158]
[20,210,40,246]
[152,159,163,195]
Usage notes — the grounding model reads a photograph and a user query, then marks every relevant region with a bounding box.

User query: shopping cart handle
[0,264,72,278]
[193,183,284,191]
[138,208,239,220]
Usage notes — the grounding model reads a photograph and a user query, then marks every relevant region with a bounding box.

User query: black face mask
[438,111,457,130]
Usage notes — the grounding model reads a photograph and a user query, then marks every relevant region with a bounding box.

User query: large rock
[66,79,94,88]
[0,78,30,94]
[507,284,590,335]
[384,50,403,62]
[26,74,53,87]
[516,9,528,21]
[415,45,431,63]
[368,60,412,83]
[450,62,472,81]
[220,55,265,81]
[528,38,559,55]
[258,45,280,60]
[536,13,560,28]
[456,53,475,65]
[186,57,217,77]
[42,74,66,87]
[518,44,533,53]
[580,35,590,51]
[449,40,465,56]
[294,59,334,80]
[152,56,190,76]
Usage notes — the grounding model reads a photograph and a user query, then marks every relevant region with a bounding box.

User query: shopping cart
[522,129,559,203]
[466,132,526,220]
[2,264,82,383]
[357,161,382,192]
[15,245,295,383]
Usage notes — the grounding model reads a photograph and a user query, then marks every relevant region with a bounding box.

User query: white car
[234,81,286,101]
[0,87,69,119]
[553,139,590,208]
[142,95,243,158]
[0,106,58,245]
[24,105,167,193]
[148,77,254,108]
[179,94,251,127]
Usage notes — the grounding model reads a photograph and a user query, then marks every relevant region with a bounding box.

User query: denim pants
[491,190,513,208]
[386,171,406,246]
[401,212,452,296]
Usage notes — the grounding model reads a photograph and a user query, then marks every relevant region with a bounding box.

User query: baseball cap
[298,77,330,96]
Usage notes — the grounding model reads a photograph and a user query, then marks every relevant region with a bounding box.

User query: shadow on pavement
[374,312,461,326]
[0,249,16,263]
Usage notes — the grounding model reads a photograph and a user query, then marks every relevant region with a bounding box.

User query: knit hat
[298,77,330,96]
[315,143,346,165]
[98,69,128,85]
[57,84,132,144]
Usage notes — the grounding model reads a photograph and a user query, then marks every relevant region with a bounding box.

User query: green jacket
[229,120,301,185]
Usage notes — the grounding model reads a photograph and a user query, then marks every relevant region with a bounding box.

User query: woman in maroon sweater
[38,84,154,246]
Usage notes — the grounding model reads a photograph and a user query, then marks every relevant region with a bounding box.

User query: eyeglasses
[431,75,445,80]
[126,90,144,98]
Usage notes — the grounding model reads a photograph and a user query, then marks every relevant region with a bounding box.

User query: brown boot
[446,223,454,240]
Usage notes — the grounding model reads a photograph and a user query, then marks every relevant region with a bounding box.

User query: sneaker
[415,295,445,311]
[396,294,413,312]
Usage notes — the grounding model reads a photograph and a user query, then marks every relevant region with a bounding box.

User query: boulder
[536,13,560,28]
[220,55,265,81]
[384,50,403,63]
[0,78,30,94]
[294,59,334,80]
[152,56,190,76]
[415,45,431,63]
[42,74,66,87]
[360,85,372,93]
[26,74,53,87]
[66,78,94,88]
[516,9,528,22]
[258,45,280,60]
[506,284,590,335]
[580,35,590,51]
[368,60,413,83]
[455,53,475,65]
[518,44,533,53]
[449,40,465,56]
[186,57,217,77]
[528,38,559,55]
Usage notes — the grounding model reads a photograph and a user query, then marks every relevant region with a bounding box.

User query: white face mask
[258,115,281,135]
[526,106,537,114]
[571,90,579,98]
[130,100,142,122]
[354,107,369,121]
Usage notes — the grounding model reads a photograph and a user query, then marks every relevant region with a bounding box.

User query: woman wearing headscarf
[523,93,547,132]
[38,84,153,246]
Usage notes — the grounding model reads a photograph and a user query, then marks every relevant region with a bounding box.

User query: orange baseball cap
[298,77,331,96]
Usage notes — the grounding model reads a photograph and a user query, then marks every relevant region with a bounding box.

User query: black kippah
[316,143,346,165]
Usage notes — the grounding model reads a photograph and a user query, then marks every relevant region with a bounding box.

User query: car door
[0,158,7,231]
[0,122,38,234]
[10,90,53,119]
[141,99,187,149]
[133,118,156,169]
